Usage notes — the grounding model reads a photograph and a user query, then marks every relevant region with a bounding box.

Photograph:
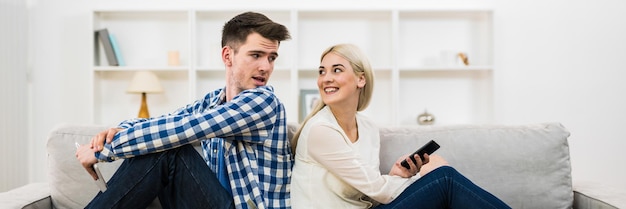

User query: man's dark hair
[221,11,291,51]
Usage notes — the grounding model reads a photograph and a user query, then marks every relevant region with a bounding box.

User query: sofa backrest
[47,124,121,209]
[47,123,572,208]
[378,123,572,208]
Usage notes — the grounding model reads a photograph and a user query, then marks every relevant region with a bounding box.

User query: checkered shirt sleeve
[97,86,277,162]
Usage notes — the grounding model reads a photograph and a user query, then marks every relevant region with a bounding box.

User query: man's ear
[222,46,232,66]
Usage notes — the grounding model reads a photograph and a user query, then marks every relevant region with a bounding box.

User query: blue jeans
[376,166,511,209]
[85,144,235,209]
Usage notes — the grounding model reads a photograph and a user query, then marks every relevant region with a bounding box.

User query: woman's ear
[222,46,232,66]
[357,73,366,88]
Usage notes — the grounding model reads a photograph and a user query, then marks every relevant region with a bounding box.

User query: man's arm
[96,88,279,162]
[115,89,214,129]
[91,90,215,152]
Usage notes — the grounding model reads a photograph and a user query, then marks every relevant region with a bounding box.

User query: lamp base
[138,92,150,118]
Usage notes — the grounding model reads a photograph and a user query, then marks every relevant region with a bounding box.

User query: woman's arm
[306,124,414,204]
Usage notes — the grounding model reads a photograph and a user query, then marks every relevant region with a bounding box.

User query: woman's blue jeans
[85,144,234,209]
[376,166,511,209]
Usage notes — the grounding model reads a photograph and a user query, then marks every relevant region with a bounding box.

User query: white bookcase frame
[89,4,493,126]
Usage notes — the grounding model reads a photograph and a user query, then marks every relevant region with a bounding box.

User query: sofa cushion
[47,124,121,208]
[378,123,572,209]
[574,182,626,209]
[0,182,51,209]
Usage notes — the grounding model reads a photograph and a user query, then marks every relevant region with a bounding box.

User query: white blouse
[291,106,419,209]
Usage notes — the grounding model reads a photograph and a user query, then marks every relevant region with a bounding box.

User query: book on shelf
[109,34,125,66]
[95,28,119,66]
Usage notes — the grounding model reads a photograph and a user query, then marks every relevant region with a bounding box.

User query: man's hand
[91,128,122,151]
[75,144,99,180]
[76,127,121,180]
[389,153,430,178]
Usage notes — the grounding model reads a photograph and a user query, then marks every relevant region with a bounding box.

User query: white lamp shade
[126,71,164,93]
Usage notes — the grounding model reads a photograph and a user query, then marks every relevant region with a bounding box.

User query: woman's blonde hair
[291,43,374,155]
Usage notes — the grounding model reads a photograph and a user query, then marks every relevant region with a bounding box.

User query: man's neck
[225,87,240,102]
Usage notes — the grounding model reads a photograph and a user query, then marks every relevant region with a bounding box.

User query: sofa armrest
[574,182,626,209]
[0,182,52,209]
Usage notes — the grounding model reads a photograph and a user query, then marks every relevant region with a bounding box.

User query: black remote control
[401,140,440,169]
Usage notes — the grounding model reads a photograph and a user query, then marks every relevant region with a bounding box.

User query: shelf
[94,66,189,72]
[399,65,493,72]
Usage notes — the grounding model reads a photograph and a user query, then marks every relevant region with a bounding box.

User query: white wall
[28,0,92,184]
[492,0,626,189]
[15,0,626,192]
[0,0,29,192]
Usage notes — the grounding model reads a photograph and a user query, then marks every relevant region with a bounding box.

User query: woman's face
[317,52,365,109]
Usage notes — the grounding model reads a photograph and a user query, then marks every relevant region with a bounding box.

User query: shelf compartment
[364,69,393,125]
[93,11,190,67]
[396,70,493,125]
[195,10,294,69]
[397,10,492,68]
[93,70,190,125]
[297,11,393,69]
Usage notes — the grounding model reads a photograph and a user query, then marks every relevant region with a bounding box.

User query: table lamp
[126,71,163,118]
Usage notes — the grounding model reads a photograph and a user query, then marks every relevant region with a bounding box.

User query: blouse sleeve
[306,124,414,204]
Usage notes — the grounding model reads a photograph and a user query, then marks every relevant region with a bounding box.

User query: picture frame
[299,89,320,122]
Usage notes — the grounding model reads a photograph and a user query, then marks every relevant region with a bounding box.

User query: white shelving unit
[90,4,493,126]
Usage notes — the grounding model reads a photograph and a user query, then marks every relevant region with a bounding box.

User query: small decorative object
[127,71,164,118]
[457,52,469,66]
[168,50,180,66]
[417,110,435,125]
[440,51,469,67]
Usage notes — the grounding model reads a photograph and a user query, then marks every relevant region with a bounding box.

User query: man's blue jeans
[376,166,511,209]
[85,144,234,209]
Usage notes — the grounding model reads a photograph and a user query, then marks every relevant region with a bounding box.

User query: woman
[290,43,511,209]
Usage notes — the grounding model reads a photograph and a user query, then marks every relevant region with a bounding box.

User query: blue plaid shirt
[96,86,292,209]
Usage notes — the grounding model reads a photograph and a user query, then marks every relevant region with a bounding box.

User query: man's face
[223,32,279,98]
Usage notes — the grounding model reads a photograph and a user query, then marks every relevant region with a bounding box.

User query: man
[76,11,292,209]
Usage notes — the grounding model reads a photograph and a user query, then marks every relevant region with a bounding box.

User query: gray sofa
[1,123,624,208]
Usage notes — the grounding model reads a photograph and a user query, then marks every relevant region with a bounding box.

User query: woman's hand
[419,154,449,176]
[388,153,429,178]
